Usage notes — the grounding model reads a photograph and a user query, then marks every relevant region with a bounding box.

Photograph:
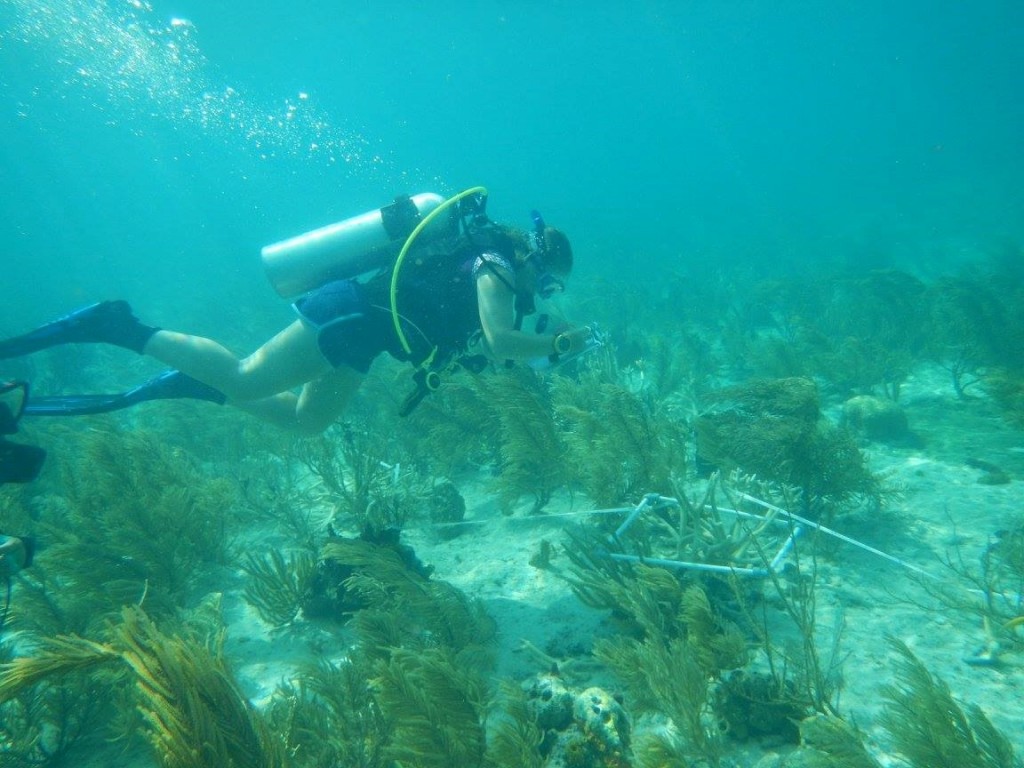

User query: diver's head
[537,226,573,283]
[519,211,573,299]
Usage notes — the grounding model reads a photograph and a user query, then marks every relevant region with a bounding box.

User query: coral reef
[881,638,1018,767]
[7,239,1024,768]
[427,479,468,539]
[714,670,807,743]
[695,377,881,513]
[552,371,688,507]
[242,548,317,628]
[0,606,285,768]
[841,394,917,445]
[520,673,631,768]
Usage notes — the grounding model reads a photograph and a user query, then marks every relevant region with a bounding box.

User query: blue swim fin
[0,301,158,359]
[23,370,226,417]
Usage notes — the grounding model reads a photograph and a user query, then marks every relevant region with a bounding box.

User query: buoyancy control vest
[259,187,532,414]
[362,225,521,366]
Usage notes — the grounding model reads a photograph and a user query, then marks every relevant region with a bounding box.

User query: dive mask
[527,210,565,300]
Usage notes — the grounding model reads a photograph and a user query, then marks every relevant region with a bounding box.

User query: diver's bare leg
[296,366,366,431]
[142,320,331,402]
[234,367,365,433]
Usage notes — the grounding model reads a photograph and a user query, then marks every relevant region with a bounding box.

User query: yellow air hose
[389,185,488,361]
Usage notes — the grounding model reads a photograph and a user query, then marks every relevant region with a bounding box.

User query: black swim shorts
[293,280,396,373]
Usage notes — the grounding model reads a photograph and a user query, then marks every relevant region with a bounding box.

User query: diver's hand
[554,325,597,357]
[528,323,605,371]
[557,325,602,360]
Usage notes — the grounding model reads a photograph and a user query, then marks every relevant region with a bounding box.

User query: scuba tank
[261,192,453,299]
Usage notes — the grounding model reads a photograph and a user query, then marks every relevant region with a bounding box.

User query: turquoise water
[2,3,1024,765]
[2,0,1022,329]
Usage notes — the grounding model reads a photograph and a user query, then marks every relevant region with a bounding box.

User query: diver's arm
[476,270,590,360]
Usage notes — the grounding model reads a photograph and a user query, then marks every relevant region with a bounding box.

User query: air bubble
[2,0,389,180]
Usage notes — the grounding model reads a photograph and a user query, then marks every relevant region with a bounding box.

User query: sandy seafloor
[178,362,1024,768]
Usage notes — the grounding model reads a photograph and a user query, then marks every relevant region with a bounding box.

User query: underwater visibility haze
[1,0,1022,319]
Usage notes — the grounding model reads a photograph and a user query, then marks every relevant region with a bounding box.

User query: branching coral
[595,633,722,767]
[397,369,501,476]
[486,680,545,768]
[925,275,1011,398]
[796,714,884,768]
[296,421,416,534]
[334,537,496,665]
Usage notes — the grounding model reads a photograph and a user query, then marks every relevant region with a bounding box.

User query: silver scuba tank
[261,192,450,298]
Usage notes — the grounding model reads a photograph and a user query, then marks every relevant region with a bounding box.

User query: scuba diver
[0,188,597,433]
[0,380,40,636]
[0,380,46,484]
